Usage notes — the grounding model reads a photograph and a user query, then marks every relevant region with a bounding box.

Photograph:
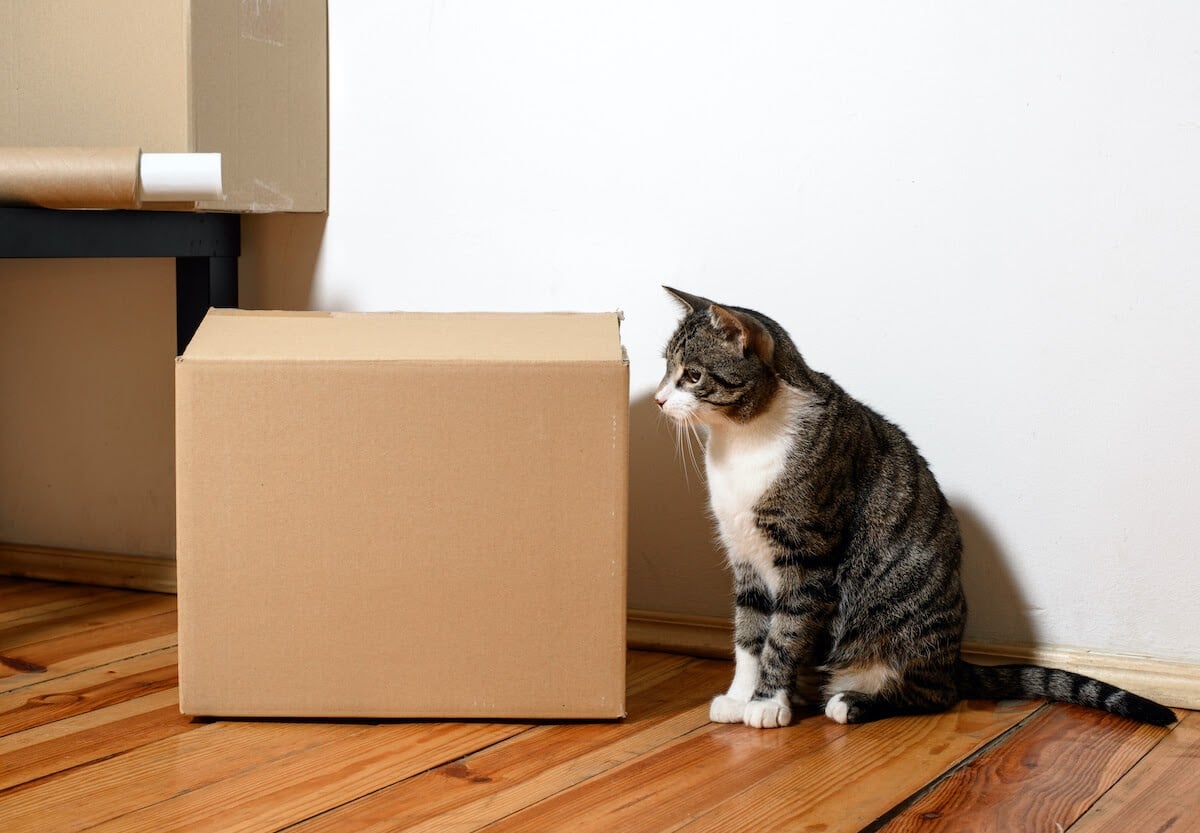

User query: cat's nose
[654,394,667,408]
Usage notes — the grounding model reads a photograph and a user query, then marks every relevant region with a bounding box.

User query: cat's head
[655,287,783,426]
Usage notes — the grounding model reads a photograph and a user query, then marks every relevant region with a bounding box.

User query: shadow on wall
[952,500,1038,648]
[238,213,328,311]
[627,393,732,619]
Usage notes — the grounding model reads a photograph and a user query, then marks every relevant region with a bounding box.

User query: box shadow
[627,393,731,620]
[238,212,328,311]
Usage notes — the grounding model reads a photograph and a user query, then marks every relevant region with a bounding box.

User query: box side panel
[189,0,328,212]
[0,4,13,137]
[177,359,626,717]
[0,0,188,150]
[2,260,176,557]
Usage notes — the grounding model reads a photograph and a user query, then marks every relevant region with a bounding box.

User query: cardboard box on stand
[0,0,327,212]
[175,310,629,718]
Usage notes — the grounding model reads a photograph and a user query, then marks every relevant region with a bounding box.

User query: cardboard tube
[0,147,142,209]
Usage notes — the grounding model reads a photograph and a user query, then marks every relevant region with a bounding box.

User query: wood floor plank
[0,611,176,688]
[466,697,1040,833]
[875,703,1174,832]
[0,577,59,600]
[0,690,193,791]
[0,633,176,695]
[284,654,732,833]
[676,700,1044,833]
[0,656,176,737]
[621,650,703,692]
[81,722,532,833]
[483,719,840,832]
[0,645,177,714]
[1069,711,1199,833]
[0,584,124,624]
[0,720,390,832]
[0,588,152,632]
[0,592,175,651]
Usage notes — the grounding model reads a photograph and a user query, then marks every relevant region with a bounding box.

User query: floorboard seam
[1061,717,1182,832]
[855,701,1049,833]
[274,724,542,832]
[0,643,178,696]
[469,721,719,833]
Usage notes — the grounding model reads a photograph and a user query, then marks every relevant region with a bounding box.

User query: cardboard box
[0,0,327,212]
[176,310,629,718]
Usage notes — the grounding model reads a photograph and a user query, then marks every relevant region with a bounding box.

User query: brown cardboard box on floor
[175,309,629,718]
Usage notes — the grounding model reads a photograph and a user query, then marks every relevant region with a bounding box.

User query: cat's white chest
[705,415,795,582]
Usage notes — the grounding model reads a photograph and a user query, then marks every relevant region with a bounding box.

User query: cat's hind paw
[824,692,851,724]
[744,697,792,729]
[709,695,748,723]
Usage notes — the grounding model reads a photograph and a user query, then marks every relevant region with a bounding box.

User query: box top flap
[181,309,625,363]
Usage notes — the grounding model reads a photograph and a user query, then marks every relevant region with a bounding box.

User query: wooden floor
[0,577,1196,833]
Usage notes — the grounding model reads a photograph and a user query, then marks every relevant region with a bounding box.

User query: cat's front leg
[710,564,771,723]
[743,563,835,729]
[743,634,796,729]
[710,645,762,722]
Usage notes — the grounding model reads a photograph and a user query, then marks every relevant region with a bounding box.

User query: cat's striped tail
[954,660,1176,726]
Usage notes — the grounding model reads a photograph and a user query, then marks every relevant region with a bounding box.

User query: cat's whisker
[660,409,687,487]
[676,417,693,488]
[660,408,705,489]
[684,417,705,482]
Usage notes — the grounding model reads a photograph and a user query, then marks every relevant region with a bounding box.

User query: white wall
[267,2,1200,662]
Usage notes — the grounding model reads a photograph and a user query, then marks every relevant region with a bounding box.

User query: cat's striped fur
[656,287,1175,729]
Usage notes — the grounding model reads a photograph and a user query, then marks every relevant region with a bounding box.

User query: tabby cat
[655,286,1175,729]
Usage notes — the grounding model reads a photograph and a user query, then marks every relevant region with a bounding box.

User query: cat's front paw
[744,697,793,729]
[710,695,748,723]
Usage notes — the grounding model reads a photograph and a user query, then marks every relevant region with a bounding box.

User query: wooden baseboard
[0,543,177,594]
[627,609,733,659]
[627,609,1200,710]
[960,641,1200,711]
[624,609,734,662]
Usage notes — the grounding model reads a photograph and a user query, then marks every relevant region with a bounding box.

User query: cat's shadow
[628,391,1038,651]
[952,500,1038,648]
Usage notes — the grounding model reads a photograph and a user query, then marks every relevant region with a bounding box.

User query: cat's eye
[682,368,702,384]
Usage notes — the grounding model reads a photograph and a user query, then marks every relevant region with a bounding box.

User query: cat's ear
[663,286,713,314]
[710,304,775,364]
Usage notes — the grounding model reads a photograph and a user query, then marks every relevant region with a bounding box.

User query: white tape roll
[139,153,224,202]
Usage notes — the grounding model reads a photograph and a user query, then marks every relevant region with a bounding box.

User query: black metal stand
[0,206,241,354]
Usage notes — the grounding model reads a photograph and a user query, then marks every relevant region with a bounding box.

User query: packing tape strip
[0,146,142,209]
